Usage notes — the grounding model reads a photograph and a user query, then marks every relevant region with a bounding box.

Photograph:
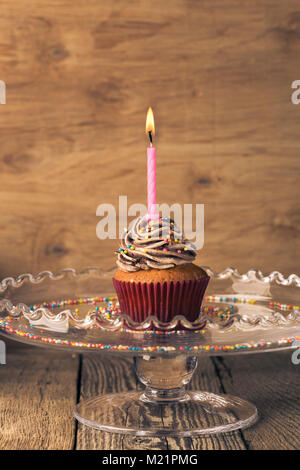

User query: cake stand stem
[134,354,198,403]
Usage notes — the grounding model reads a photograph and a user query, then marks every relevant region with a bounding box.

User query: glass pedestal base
[74,390,258,436]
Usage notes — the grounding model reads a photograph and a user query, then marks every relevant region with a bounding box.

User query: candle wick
[148,131,153,145]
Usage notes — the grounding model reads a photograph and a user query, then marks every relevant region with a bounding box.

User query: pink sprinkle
[163,248,167,252]
[177,250,182,253]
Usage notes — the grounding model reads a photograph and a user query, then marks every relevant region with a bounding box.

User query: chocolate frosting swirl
[116,216,196,272]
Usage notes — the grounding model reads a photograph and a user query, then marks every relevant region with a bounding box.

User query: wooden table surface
[0,342,299,450]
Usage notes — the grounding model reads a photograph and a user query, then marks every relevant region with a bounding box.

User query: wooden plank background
[0,0,299,280]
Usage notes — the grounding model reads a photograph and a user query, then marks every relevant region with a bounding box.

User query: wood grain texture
[212,351,300,450]
[75,354,137,450]
[0,1,299,280]
[0,345,78,450]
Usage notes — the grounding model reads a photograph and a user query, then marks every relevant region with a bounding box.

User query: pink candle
[147,143,159,219]
[146,107,159,220]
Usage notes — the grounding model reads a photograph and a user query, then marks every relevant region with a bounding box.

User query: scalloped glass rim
[0,266,299,356]
[1,266,300,292]
[0,266,299,329]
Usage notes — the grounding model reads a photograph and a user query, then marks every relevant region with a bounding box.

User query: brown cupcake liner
[113,276,210,328]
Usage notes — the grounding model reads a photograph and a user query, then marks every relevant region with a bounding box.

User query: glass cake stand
[0,266,299,437]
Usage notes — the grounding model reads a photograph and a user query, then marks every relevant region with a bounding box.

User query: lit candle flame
[145,107,155,136]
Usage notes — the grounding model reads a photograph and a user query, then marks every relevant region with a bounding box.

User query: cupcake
[113,216,209,325]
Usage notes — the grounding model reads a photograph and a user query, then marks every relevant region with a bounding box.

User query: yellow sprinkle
[174,238,178,243]
[184,247,187,251]
[124,250,128,254]
[143,249,147,253]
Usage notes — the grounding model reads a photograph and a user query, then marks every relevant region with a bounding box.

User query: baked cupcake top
[116,216,196,272]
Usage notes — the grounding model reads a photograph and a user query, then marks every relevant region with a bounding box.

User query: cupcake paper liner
[113,276,210,327]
